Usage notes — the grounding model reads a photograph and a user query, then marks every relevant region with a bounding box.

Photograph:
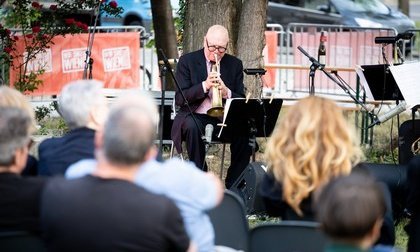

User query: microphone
[375,36,397,44]
[374,32,414,44]
[205,124,214,143]
[368,101,407,128]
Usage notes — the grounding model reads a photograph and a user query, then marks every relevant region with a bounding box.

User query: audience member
[259,96,395,245]
[404,155,420,252]
[0,107,48,233]
[41,93,195,251]
[315,174,387,252]
[65,91,224,252]
[171,24,252,188]
[38,79,108,176]
[0,86,38,175]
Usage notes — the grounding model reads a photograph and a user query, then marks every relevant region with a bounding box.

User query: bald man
[171,25,252,188]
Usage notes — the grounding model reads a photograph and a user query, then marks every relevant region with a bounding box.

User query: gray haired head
[58,79,105,130]
[0,107,31,166]
[103,91,158,166]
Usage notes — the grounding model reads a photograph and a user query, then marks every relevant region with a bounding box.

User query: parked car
[100,0,179,33]
[267,0,416,34]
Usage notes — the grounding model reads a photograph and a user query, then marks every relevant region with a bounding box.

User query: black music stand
[360,64,404,101]
[217,98,283,161]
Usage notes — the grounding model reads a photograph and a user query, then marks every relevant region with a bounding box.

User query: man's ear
[370,218,384,244]
[144,146,158,162]
[11,146,28,173]
[89,104,108,130]
[94,128,104,150]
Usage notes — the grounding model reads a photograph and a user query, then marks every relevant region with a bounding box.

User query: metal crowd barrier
[2,23,416,98]
[266,23,397,97]
[0,25,159,91]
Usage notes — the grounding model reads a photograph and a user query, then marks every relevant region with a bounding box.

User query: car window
[303,0,328,9]
[331,0,390,15]
[302,0,338,14]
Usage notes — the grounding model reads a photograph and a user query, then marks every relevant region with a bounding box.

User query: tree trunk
[398,0,409,16]
[151,0,178,90]
[183,0,241,54]
[237,0,268,97]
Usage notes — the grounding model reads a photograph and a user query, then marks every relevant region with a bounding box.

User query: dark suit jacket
[171,48,245,152]
[38,127,95,176]
[0,173,48,233]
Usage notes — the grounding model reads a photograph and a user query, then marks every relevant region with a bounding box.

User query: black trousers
[181,113,253,188]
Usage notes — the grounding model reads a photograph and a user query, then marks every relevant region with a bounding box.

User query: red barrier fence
[10,32,140,96]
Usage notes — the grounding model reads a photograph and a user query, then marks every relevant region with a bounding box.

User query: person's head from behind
[0,86,36,133]
[315,174,385,249]
[98,91,158,167]
[0,107,32,173]
[203,24,229,62]
[58,79,107,130]
[265,96,363,216]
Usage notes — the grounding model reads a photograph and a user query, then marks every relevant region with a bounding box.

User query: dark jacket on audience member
[260,168,395,246]
[41,176,190,252]
[0,173,48,233]
[38,127,95,176]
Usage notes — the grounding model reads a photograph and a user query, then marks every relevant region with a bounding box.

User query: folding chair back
[208,189,249,251]
[249,221,328,252]
[0,231,46,252]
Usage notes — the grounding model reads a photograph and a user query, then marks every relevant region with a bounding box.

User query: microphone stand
[297,46,374,119]
[158,49,207,160]
[157,61,167,156]
[82,1,102,79]
[297,46,322,95]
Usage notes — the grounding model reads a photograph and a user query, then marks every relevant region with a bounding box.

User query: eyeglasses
[206,39,227,53]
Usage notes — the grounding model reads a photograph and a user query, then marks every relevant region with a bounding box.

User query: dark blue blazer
[38,127,95,176]
[171,48,245,152]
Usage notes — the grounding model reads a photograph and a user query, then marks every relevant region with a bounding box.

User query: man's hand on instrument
[204,71,220,92]
[217,79,228,98]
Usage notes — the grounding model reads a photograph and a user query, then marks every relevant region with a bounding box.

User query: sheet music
[389,62,420,108]
[355,65,374,100]
[217,98,245,138]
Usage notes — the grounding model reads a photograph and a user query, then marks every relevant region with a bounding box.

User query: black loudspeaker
[399,119,420,165]
[230,162,267,214]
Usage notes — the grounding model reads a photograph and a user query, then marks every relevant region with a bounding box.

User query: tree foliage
[0,0,121,92]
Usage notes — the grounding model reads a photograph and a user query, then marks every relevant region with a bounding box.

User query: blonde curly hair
[265,96,363,216]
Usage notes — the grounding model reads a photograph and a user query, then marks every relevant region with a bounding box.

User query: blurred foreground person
[316,174,397,252]
[41,91,195,252]
[259,96,395,245]
[0,86,38,175]
[0,107,48,233]
[38,79,108,176]
[66,91,223,252]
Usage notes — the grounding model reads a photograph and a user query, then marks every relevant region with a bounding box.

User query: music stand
[358,64,404,101]
[217,98,283,161]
